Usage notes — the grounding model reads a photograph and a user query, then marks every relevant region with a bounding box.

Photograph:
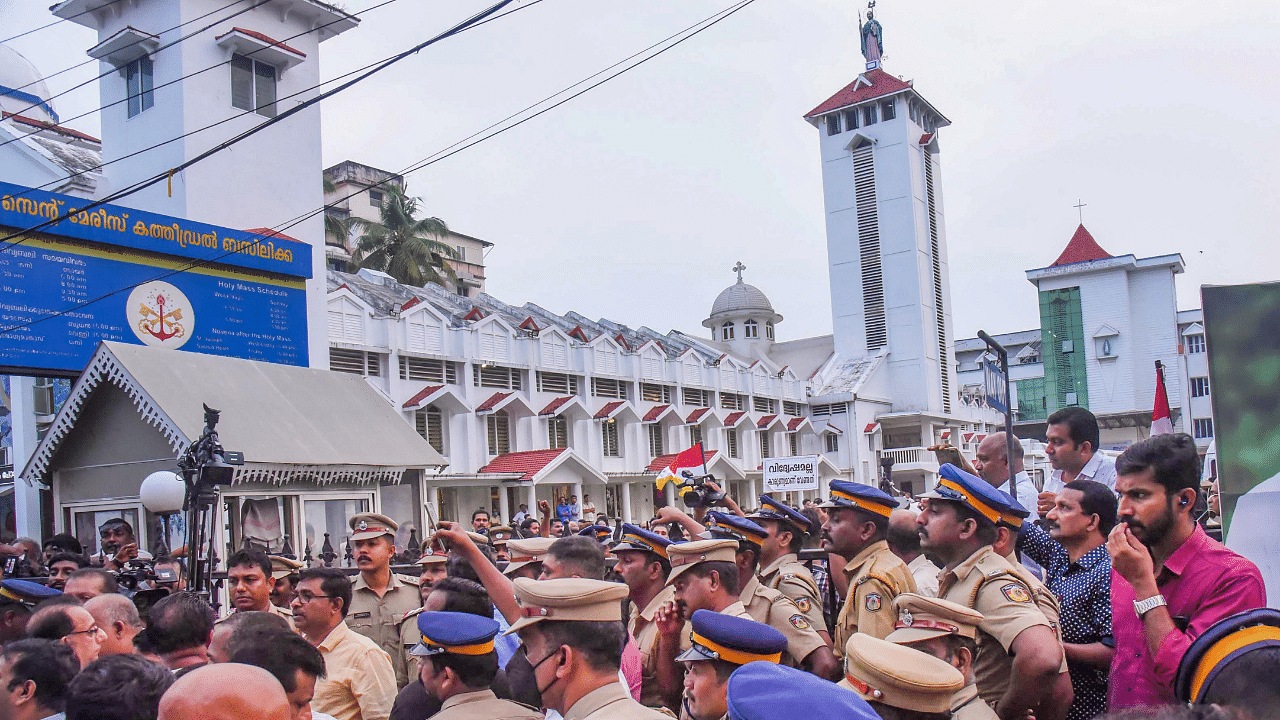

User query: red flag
[655,443,707,491]
[1151,360,1173,436]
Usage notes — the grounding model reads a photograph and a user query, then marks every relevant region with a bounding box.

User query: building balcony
[876,446,940,474]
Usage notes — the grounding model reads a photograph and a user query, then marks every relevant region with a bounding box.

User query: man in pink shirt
[1107,433,1265,709]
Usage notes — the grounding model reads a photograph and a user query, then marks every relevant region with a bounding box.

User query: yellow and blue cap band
[688,632,783,665]
[1189,624,1280,701]
[830,489,893,518]
[935,478,1003,525]
[420,635,496,656]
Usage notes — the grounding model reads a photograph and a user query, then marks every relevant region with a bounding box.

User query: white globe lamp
[140,471,186,513]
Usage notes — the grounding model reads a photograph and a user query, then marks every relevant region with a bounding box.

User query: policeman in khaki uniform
[818,480,916,654]
[839,632,965,718]
[409,611,541,720]
[918,465,1068,720]
[885,593,998,720]
[992,493,1065,639]
[745,497,827,640]
[676,609,787,720]
[609,523,675,709]
[504,577,671,720]
[345,512,421,689]
[503,537,555,580]
[699,514,832,674]
[399,545,449,670]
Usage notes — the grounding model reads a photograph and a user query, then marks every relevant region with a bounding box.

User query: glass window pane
[303,497,368,560]
[140,56,154,113]
[254,61,277,117]
[231,55,254,111]
[380,482,420,552]
[74,508,140,557]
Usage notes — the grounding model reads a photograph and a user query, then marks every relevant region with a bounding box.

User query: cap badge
[357,520,369,531]
[900,609,914,626]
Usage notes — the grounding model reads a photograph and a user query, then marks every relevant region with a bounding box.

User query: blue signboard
[983,358,1009,414]
[0,183,309,375]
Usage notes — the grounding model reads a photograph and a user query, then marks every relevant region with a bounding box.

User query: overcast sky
[4,0,1278,345]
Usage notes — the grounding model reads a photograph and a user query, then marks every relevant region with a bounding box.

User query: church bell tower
[804,4,957,415]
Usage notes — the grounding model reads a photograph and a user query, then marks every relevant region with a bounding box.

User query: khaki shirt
[833,540,917,655]
[938,546,1052,706]
[433,689,542,720]
[563,682,672,720]
[630,585,675,709]
[758,553,825,632]
[221,601,296,630]
[951,683,998,720]
[311,621,397,720]
[739,575,827,666]
[347,572,421,688]
[398,606,425,676]
[1003,553,1064,639]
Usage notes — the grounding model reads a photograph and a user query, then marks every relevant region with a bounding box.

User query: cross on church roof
[1074,199,1087,224]
[733,261,747,283]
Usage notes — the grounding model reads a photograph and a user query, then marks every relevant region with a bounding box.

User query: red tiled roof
[476,392,512,413]
[864,423,878,433]
[215,27,306,57]
[479,448,567,481]
[757,415,776,429]
[594,401,625,419]
[519,316,540,332]
[963,432,975,443]
[402,385,444,409]
[643,405,670,422]
[725,411,745,426]
[1051,225,1113,267]
[462,307,486,321]
[2,111,100,143]
[919,132,934,145]
[645,449,714,473]
[538,396,574,416]
[686,407,711,424]
[401,297,421,311]
[805,69,913,118]
[788,417,805,431]
[245,227,302,243]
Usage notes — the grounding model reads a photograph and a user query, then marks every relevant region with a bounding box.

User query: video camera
[114,559,180,620]
[677,470,727,509]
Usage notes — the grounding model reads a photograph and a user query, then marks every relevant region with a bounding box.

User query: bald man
[886,509,939,598]
[85,593,144,656]
[158,663,291,720]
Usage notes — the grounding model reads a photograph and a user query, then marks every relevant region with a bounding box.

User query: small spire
[733,261,747,283]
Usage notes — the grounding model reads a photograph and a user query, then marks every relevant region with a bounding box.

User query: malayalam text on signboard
[763,455,820,493]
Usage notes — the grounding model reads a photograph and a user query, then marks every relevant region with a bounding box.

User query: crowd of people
[0,407,1274,720]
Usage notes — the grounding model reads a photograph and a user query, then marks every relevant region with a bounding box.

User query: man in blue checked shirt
[1016,479,1117,720]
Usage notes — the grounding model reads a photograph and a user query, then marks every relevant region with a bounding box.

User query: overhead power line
[0,0,759,338]
[0,0,128,45]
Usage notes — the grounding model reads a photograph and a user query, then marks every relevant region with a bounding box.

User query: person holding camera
[92,519,152,572]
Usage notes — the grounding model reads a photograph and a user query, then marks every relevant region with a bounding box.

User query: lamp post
[139,471,185,558]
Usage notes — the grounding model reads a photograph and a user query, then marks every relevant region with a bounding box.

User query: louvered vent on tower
[924,148,951,413]
[853,141,886,350]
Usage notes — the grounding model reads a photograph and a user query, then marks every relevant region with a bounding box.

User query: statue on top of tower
[860,1,883,70]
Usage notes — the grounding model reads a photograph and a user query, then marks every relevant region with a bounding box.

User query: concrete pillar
[525,484,537,516]
[572,482,583,519]
[664,481,676,507]
[621,483,633,524]
[10,376,42,539]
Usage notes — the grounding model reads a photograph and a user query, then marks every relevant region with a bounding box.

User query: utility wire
[0,0,128,45]
[0,0,758,337]
[0,0,519,251]
[4,0,483,201]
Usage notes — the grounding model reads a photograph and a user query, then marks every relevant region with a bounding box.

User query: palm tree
[322,175,355,249]
[350,185,459,288]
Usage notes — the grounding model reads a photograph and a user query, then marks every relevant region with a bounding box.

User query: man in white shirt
[973,432,1040,520]
[1038,408,1117,515]
[887,509,939,597]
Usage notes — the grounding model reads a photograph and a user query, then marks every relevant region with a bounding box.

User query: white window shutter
[543,336,567,368]
[720,365,735,390]
[595,346,617,375]
[643,354,661,380]
[684,360,700,386]
[327,309,343,340]
[407,319,426,352]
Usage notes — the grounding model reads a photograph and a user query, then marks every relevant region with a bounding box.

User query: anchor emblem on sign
[136,293,186,341]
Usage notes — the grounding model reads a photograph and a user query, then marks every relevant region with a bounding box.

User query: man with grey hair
[973,432,1039,520]
[84,594,143,656]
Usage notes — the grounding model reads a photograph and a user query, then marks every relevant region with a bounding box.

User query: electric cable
[0,0,758,337]
[0,0,128,45]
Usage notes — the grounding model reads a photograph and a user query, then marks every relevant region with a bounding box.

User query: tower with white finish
[804,32,956,415]
[50,0,360,368]
[703,262,783,358]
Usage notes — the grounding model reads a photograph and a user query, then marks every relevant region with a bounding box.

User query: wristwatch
[1134,594,1167,617]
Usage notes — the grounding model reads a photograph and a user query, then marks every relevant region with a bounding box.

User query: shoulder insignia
[397,574,421,586]
[789,614,812,630]
[402,607,424,621]
[1001,584,1032,604]
[865,593,883,612]
[795,597,811,613]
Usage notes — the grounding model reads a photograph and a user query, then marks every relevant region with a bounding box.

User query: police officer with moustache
[609,524,675,710]
[345,513,421,689]
[410,611,541,720]
[885,593,998,720]
[745,497,830,646]
[677,610,787,720]
[818,481,916,654]
[917,465,1069,720]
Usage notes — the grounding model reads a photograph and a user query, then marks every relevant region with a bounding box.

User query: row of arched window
[720,319,775,341]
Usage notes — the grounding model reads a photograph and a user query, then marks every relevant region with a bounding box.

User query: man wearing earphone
[1106,433,1266,711]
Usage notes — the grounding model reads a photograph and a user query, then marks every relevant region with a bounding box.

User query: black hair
[430,576,492,617]
[0,639,79,712]
[67,568,118,595]
[548,536,606,580]
[145,592,216,655]
[731,539,761,573]
[1197,645,1280,719]
[1047,407,1101,452]
[298,568,352,617]
[709,659,737,683]
[230,631,327,692]
[941,635,978,666]
[97,519,134,537]
[638,550,671,579]
[48,552,86,570]
[427,649,499,690]
[686,560,739,596]
[44,533,84,555]
[535,619,626,673]
[222,611,293,658]
[1115,433,1202,496]
[472,508,490,522]
[226,549,272,578]
[799,508,823,549]
[1064,479,1119,535]
[66,653,175,720]
[27,606,77,641]
[446,544,499,585]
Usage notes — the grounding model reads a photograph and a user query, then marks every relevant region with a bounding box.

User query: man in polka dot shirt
[1017,479,1117,720]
